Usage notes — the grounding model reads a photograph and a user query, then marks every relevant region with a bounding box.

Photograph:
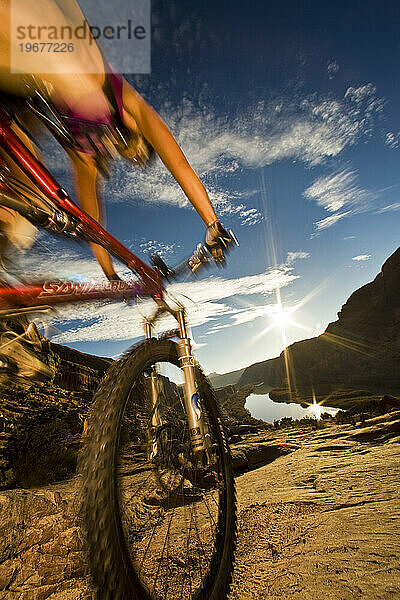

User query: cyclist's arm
[121,81,218,227]
[68,151,117,279]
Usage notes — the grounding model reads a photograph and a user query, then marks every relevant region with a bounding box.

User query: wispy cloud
[139,240,181,258]
[344,83,383,108]
[385,132,400,149]
[313,211,351,232]
[352,254,371,262]
[203,189,263,226]
[327,61,339,79]
[103,84,384,227]
[27,247,304,345]
[304,168,382,233]
[376,203,400,213]
[19,245,105,282]
[304,170,375,214]
[39,81,386,238]
[38,80,384,233]
[50,266,298,343]
[203,304,286,335]
[286,251,310,265]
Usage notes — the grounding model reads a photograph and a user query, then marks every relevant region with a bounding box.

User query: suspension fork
[144,321,163,458]
[175,310,210,454]
[144,302,210,456]
[144,321,162,426]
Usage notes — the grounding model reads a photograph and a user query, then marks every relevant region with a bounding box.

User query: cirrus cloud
[102,83,384,228]
[304,168,383,234]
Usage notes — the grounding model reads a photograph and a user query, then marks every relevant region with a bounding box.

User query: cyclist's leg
[0,206,36,264]
[67,150,117,279]
[0,112,51,200]
[0,126,38,271]
[0,319,54,381]
[0,202,53,382]
[0,120,53,381]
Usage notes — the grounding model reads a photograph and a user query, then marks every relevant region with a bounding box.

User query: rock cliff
[239,247,400,403]
[49,342,112,391]
[0,327,113,489]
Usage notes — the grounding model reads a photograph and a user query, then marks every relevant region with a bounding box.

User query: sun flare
[311,400,322,419]
[271,306,292,328]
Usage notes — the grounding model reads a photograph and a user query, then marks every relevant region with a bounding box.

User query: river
[245,393,339,423]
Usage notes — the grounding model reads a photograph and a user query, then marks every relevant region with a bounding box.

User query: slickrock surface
[230,416,400,599]
[0,482,89,599]
[0,413,399,599]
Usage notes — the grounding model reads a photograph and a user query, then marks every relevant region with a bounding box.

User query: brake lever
[150,253,176,280]
[156,231,237,282]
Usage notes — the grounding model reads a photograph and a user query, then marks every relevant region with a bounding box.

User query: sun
[310,400,322,419]
[271,306,292,328]
[269,301,297,332]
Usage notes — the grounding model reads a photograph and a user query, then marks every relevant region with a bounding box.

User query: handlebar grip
[153,232,237,283]
[188,244,210,272]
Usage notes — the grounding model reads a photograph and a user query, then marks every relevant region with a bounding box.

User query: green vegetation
[272,415,326,430]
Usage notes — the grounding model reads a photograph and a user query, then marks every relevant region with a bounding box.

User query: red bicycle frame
[0,105,164,312]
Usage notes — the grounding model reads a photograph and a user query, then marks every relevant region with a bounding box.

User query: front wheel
[79,339,236,600]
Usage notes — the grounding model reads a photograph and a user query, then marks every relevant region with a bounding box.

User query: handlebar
[150,244,209,281]
[150,229,238,282]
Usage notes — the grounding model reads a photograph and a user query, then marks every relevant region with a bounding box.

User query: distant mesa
[208,368,245,389]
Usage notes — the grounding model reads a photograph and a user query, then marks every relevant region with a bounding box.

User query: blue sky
[28,0,400,374]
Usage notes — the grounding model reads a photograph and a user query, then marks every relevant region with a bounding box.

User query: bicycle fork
[144,321,164,459]
[144,306,210,457]
[175,310,210,454]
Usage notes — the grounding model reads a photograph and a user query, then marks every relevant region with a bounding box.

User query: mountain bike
[0,97,237,600]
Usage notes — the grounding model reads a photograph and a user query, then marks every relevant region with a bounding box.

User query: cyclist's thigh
[0,0,104,96]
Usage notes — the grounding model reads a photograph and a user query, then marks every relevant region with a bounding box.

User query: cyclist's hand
[205,221,233,264]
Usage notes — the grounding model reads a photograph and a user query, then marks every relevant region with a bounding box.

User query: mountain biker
[0,0,233,380]
[49,66,233,279]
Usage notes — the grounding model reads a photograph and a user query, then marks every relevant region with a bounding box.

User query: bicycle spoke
[81,347,235,600]
[162,501,174,600]
[138,509,165,576]
[151,504,175,597]
[184,468,197,598]
[200,491,218,537]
